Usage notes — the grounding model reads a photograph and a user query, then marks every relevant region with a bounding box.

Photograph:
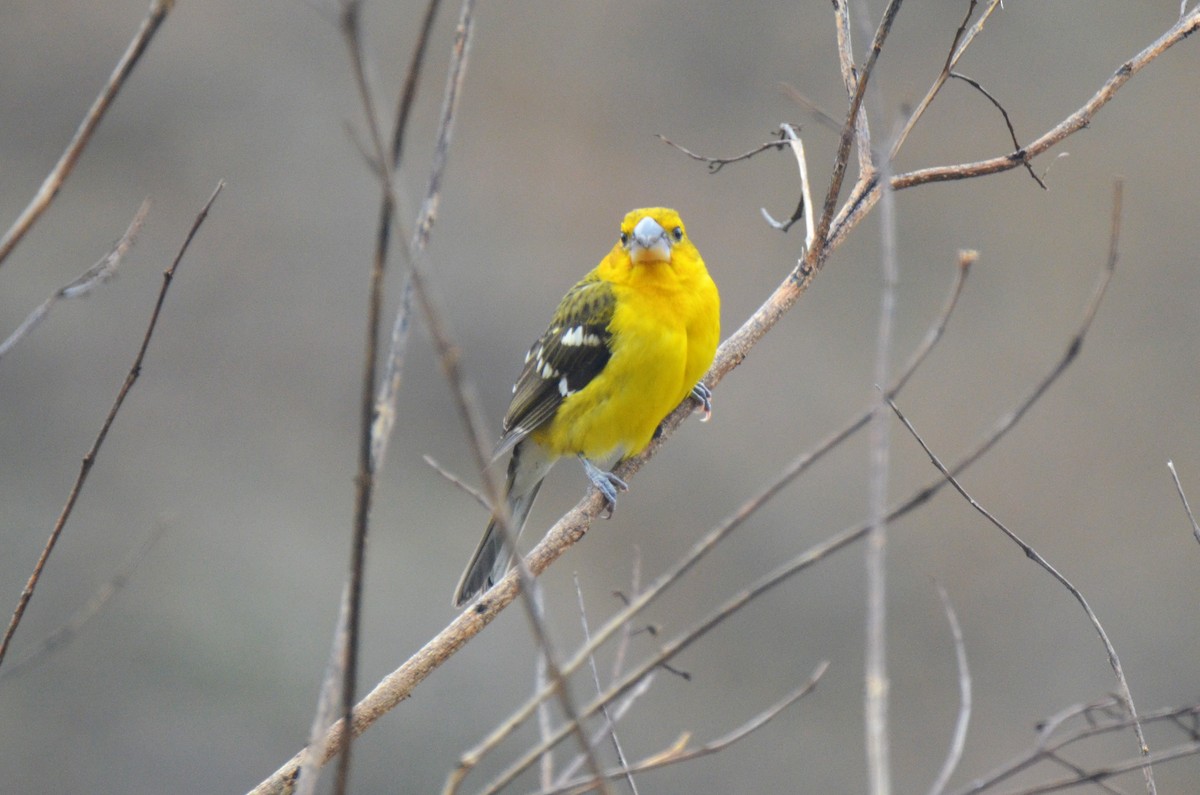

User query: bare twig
[0,0,173,269]
[926,584,972,795]
[537,661,830,795]
[301,2,442,791]
[833,1,873,178]
[0,200,150,362]
[573,575,639,795]
[333,2,399,789]
[422,455,491,513]
[391,0,442,167]
[1003,742,1200,795]
[829,8,1199,255]
[890,0,1004,158]
[656,133,787,173]
[889,397,1156,794]
[1166,461,1200,546]
[370,0,442,471]
[948,72,1046,188]
[0,181,222,673]
[890,181,1154,794]
[0,520,166,682]
[479,565,833,795]
[295,583,351,795]
[760,124,813,241]
[862,97,900,795]
[819,0,900,247]
[534,586,556,790]
[890,10,1200,191]
[952,699,1200,795]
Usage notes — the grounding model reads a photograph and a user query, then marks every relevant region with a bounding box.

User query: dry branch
[0,182,223,672]
[0,0,173,269]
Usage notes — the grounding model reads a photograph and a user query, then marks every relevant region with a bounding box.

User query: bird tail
[452,440,553,607]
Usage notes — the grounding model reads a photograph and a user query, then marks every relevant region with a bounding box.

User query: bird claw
[581,457,628,517]
[690,382,713,422]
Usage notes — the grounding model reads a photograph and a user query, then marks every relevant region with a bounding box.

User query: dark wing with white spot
[495,275,615,456]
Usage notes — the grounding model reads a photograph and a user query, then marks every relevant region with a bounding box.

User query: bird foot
[690,382,713,422]
[580,457,628,517]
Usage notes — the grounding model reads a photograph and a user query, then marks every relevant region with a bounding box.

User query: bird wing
[495,274,615,456]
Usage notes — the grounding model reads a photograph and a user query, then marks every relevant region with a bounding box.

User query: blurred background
[1,1,1198,792]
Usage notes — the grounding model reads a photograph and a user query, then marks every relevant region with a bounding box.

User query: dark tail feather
[452,480,543,607]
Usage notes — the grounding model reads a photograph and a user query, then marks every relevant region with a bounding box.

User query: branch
[535,661,830,795]
[887,390,1156,794]
[0,0,173,269]
[332,2,400,789]
[889,0,1004,158]
[950,695,1200,795]
[891,9,1200,190]
[0,181,222,673]
[1166,461,1200,546]
[926,584,972,795]
[655,133,787,173]
[0,199,150,362]
[0,521,166,682]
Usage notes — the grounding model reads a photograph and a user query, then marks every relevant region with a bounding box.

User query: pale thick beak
[629,216,671,263]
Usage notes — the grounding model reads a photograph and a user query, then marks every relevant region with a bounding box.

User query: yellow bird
[453,207,720,607]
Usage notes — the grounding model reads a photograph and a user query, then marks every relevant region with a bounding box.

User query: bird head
[619,208,687,266]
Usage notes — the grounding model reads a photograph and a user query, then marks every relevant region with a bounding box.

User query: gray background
[1,1,1198,793]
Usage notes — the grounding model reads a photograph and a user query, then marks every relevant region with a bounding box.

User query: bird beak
[628,216,671,264]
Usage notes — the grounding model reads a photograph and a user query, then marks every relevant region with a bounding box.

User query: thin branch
[889,397,1156,794]
[1002,742,1200,795]
[422,455,492,513]
[760,124,813,241]
[0,181,222,673]
[480,555,834,795]
[390,0,441,168]
[535,586,556,791]
[819,0,897,248]
[537,661,830,795]
[828,8,1199,256]
[573,575,639,795]
[862,90,900,795]
[0,520,166,682]
[891,181,1153,793]
[295,583,351,795]
[833,0,874,178]
[369,0,441,471]
[952,698,1200,795]
[0,199,150,362]
[891,9,1200,191]
[1166,461,1200,546]
[0,0,173,269]
[333,1,399,789]
[890,0,1004,158]
[655,133,787,173]
[948,71,1046,188]
[552,558,656,790]
[926,583,972,795]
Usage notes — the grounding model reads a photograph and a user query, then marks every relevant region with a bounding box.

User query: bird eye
[672,226,684,242]
[620,231,629,245]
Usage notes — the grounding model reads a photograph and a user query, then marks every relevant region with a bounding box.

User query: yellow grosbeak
[453,207,720,607]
